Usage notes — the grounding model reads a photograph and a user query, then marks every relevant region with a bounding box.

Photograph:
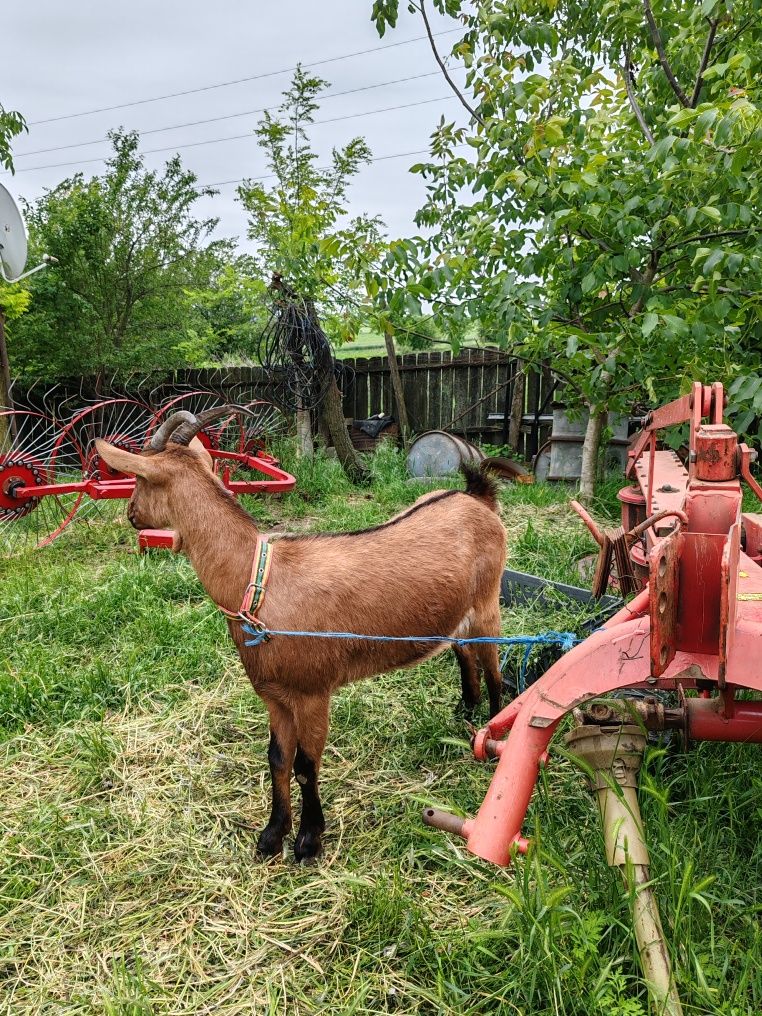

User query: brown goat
[96,414,506,861]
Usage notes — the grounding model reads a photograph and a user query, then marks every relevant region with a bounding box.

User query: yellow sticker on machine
[737,593,762,601]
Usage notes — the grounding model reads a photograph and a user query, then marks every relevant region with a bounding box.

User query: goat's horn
[168,405,237,447]
[149,411,200,451]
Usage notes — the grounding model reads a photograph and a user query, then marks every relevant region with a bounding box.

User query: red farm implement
[0,396,295,556]
[425,380,762,861]
[423,380,761,1011]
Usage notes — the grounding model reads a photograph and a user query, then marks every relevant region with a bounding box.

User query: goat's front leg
[293,694,330,862]
[258,699,297,858]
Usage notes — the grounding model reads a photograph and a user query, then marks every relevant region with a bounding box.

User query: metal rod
[686,698,762,743]
[565,723,684,1016]
[422,807,469,838]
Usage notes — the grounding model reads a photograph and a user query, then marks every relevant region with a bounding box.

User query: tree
[238,68,386,480]
[371,1,762,496]
[0,99,27,444]
[0,284,31,448]
[11,131,230,380]
[0,101,25,172]
[188,255,270,363]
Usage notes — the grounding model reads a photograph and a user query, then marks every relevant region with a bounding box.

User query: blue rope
[241,623,580,693]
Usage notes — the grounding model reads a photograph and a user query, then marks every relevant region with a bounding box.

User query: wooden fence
[12,348,558,458]
[341,348,556,455]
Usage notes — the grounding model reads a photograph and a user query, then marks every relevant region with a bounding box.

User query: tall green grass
[0,449,760,1014]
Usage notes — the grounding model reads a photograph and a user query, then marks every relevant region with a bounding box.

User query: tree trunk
[508,367,524,452]
[579,406,607,502]
[322,374,369,483]
[296,297,368,483]
[383,323,410,447]
[296,408,314,458]
[0,309,16,448]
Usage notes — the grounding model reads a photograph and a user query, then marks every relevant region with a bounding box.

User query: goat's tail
[461,461,499,512]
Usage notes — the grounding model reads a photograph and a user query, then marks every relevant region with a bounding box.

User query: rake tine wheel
[57,398,157,527]
[0,409,86,556]
[239,400,292,454]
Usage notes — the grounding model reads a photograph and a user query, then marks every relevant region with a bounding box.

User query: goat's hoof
[294,829,323,862]
[456,698,479,719]
[256,826,285,858]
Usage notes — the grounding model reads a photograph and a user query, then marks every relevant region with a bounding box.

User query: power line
[28,29,461,127]
[11,95,456,175]
[204,142,469,190]
[15,71,444,159]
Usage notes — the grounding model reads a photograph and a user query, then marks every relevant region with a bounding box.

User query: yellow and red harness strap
[220,534,273,626]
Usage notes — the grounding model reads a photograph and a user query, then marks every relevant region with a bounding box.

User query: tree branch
[416,0,484,127]
[715,15,756,59]
[622,53,655,144]
[661,227,749,253]
[642,0,690,107]
[691,18,719,107]
[629,252,660,317]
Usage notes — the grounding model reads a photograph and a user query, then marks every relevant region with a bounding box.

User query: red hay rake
[0,394,295,556]
[424,381,762,866]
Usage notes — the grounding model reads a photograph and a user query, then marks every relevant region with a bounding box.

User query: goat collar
[219,533,272,631]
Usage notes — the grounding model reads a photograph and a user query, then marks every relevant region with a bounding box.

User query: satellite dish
[0,183,29,282]
[0,183,55,284]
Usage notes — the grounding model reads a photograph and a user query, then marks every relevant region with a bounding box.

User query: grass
[0,446,760,1014]
[331,329,486,360]
[333,328,387,360]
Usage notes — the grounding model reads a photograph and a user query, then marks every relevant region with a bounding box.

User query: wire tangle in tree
[255,295,353,413]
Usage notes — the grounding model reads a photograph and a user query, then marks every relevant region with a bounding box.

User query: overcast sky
[3,0,464,251]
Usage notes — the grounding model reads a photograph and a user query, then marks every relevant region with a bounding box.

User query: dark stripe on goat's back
[285,489,462,541]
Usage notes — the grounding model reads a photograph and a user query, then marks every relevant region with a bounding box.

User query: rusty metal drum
[406,431,485,477]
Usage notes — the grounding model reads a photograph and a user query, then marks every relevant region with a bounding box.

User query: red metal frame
[424,382,762,866]
[14,448,296,502]
[3,400,296,552]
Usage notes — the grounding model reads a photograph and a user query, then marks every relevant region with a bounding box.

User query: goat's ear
[188,436,214,471]
[95,439,163,481]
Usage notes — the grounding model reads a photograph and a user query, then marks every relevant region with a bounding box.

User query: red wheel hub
[243,436,267,455]
[196,430,217,451]
[0,454,49,517]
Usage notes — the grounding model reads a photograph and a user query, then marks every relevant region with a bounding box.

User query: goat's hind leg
[293,695,330,862]
[477,642,503,718]
[453,645,481,716]
[474,605,503,718]
[258,699,297,858]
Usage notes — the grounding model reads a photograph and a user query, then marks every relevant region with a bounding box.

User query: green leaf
[662,314,689,336]
[581,272,597,294]
[667,107,699,129]
[702,249,724,274]
[641,313,658,336]
[693,108,718,138]
[648,135,677,162]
